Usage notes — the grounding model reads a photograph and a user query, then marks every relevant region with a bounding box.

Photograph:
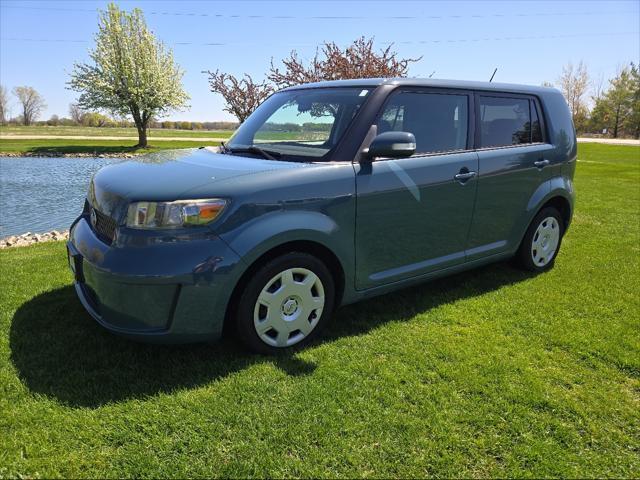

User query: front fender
[219,208,355,300]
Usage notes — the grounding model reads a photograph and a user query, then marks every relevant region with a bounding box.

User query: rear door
[466,94,554,260]
[354,89,478,290]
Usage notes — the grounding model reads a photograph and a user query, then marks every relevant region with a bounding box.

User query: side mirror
[365,131,416,160]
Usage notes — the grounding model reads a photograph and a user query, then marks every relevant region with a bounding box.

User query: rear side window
[531,101,543,143]
[479,96,543,148]
[377,92,468,154]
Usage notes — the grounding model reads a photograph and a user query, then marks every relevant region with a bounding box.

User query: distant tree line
[259,122,333,133]
[0,92,238,130]
[154,120,239,130]
[551,61,639,138]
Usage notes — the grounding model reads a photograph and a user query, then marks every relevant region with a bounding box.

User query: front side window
[479,96,543,148]
[377,91,468,154]
[227,87,371,161]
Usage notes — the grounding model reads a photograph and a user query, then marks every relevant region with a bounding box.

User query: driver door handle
[534,159,550,168]
[454,171,477,182]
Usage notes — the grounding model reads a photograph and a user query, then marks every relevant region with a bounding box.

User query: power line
[0,4,637,21]
[2,31,637,47]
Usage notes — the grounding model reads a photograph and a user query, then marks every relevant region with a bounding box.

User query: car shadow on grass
[10,261,535,409]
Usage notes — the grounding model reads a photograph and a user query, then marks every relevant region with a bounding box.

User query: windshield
[226,87,372,161]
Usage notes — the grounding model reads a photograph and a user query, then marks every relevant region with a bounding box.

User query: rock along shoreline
[1,230,70,249]
[0,151,138,158]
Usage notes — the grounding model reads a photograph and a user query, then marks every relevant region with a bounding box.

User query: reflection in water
[0,152,192,237]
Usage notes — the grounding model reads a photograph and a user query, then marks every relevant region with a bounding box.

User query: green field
[0,125,233,155]
[0,138,222,155]
[0,125,234,138]
[0,126,321,155]
[0,144,638,477]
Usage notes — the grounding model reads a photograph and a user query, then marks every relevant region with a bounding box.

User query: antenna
[428,71,436,78]
[489,68,498,82]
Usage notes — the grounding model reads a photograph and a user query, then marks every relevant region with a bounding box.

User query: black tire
[516,207,565,272]
[234,252,335,354]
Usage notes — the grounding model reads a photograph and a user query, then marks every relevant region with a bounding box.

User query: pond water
[0,156,128,237]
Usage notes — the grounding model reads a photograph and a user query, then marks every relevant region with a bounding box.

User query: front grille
[92,209,117,244]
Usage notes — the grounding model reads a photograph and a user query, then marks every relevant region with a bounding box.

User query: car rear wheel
[234,252,335,354]
[516,207,565,272]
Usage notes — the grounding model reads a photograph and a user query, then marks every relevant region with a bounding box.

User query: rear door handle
[454,171,477,183]
[534,159,550,168]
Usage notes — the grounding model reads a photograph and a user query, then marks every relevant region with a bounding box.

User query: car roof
[281,77,558,96]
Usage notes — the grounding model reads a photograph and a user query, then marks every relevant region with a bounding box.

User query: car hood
[89,148,311,219]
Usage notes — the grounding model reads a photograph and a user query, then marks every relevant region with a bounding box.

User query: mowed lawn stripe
[0,139,222,155]
[0,143,638,477]
[0,125,234,138]
[0,135,229,142]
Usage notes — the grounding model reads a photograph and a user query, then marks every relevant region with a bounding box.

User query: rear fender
[511,175,574,250]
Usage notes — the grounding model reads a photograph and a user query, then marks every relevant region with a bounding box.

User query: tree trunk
[136,124,148,148]
[130,105,148,148]
[613,105,621,138]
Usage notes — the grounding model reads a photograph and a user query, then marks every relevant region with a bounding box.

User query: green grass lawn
[0,138,222,155]
[0,125,232,155]
[0,125,234,138]
[1,144,639,477]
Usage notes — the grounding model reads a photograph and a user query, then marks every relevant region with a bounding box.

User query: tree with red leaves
[207,37,421,122]
[206,71,273,123]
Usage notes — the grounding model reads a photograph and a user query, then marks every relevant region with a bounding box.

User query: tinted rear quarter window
[378,91,468,154]
[531,100,543,143]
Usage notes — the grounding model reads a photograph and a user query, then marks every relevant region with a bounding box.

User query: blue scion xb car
[67,78,576,354]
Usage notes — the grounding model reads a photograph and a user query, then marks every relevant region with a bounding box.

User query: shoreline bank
[0,151,142,158]
[1,230,69,249]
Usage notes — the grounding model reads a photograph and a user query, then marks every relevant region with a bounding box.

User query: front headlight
[126,199,227,229]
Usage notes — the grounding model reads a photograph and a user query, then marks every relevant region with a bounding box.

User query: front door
[355,89,478,290]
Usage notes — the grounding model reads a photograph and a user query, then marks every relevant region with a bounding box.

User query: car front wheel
[234,252,335,354]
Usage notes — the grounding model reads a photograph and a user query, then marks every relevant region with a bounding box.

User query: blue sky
[1,0,638,122]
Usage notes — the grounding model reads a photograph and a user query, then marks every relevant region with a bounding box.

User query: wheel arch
[525,176,574,228]
[514,177,574,254]
[540,195,572,230]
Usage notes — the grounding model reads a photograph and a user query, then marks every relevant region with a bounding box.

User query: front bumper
[67,216,244,343]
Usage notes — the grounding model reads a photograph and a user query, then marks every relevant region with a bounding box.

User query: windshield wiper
[227,146,282,160]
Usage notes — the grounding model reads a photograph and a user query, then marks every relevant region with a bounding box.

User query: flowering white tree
[69,3,189,147]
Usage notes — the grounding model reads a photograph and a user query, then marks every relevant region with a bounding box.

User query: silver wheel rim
[253,267,325,347]
[531,216,560,267]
